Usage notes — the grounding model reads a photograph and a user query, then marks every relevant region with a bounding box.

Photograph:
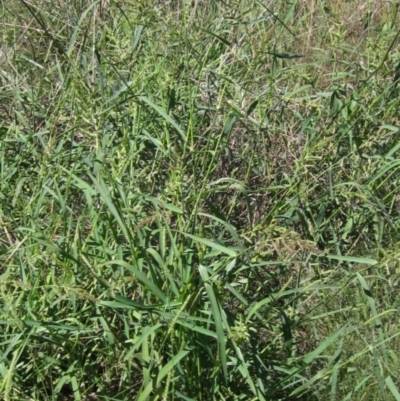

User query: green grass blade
[137,349,190,401]
[132,25,144,51]
[385,376,400,401]
[180,232,237,257]
[303,325,347,365]
[67,0,101,57]
[199,265,228,383]
[138,95,186,142]
[88,174,131,242]
[326,255,378,265]
[124,324,163,361]
[103,260,167,302]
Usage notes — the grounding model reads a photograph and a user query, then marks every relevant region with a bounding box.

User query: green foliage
[1,0,400,400]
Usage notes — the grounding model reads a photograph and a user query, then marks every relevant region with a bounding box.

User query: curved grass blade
[341,376,372,401]
[199,265,228,383]
[180,232,237,257]
[137,349,190,401]
[385,376,400,401]
[124,324,163,362]
[88,174,131,242]
[138,95,186,142]
[103,260,166,302]
[289,325,347,396]
[197,212,240,243]
[67,0,101,57]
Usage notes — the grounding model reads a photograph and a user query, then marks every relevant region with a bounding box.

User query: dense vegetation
[1,1,400,400]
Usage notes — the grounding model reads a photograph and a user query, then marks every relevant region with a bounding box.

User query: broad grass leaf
[132,25,144,51]
[326,254,377,265]
[199,265,228,383]
[103,260,166,302]
[385,376,400,401]
[181,232,237,257]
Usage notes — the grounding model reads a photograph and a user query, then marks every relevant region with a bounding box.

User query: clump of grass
[1,0,400,400]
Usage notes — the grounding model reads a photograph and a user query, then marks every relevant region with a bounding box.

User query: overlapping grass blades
[1,0,400,400]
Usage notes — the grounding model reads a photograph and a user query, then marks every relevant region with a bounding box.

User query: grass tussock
[1,0,400,400]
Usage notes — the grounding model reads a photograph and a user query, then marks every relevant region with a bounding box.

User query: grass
[1,0,400,400]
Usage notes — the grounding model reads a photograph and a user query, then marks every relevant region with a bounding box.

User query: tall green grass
[1,0,400,400]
